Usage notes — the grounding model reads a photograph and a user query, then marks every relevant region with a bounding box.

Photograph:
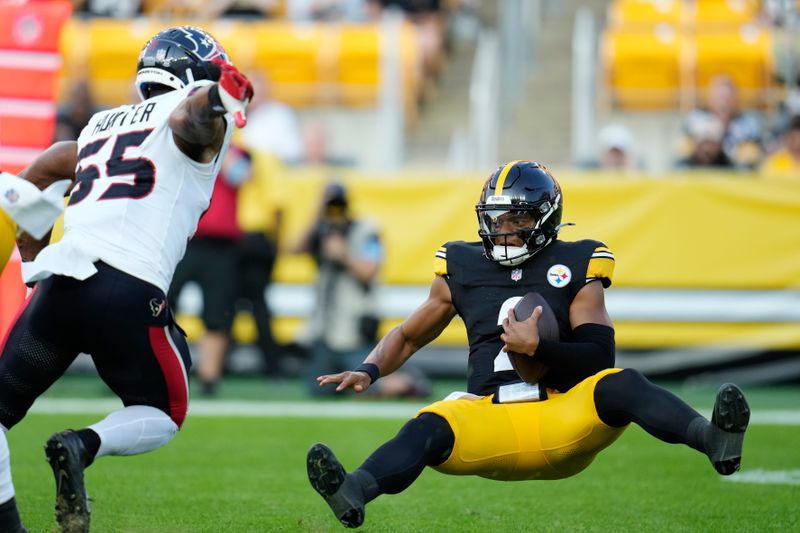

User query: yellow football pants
[418,368,626,481]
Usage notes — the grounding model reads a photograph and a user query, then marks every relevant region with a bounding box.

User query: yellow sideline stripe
[493,160,522,196]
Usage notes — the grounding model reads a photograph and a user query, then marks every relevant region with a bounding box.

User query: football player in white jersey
[0,26,253,533]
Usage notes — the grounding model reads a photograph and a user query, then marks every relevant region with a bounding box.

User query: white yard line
[28,398,800,425]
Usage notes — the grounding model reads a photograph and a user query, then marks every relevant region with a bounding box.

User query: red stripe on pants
[148,326,188,427]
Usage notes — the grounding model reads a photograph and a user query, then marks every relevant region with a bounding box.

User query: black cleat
[45,430,91,533]
[709,383,750,475]
[307,443,365,528]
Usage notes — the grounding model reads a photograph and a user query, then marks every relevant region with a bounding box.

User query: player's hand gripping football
[317,370,372,394]
[212,58,253,128]
[501,306,543,356]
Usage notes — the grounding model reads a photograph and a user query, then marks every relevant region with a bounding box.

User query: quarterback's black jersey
[434,239,614,395]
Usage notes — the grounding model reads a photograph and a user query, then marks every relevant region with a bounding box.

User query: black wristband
[355,363,380,384]
[207,84,226,116]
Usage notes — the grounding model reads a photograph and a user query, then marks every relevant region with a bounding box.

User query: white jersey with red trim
[23,81,233,292]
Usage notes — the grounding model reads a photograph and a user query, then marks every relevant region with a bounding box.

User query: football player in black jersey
[306,161,750,529]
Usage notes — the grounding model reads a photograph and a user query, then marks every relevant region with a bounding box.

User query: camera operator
[293,182,384,396]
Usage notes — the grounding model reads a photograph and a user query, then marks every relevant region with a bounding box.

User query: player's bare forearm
[16,141,77,261]
[364,275,457,376]
[316,276,456,393]
[168,84,226,160]
[17,231,50,262]
[363,325,418,376]
[18,141,78,189]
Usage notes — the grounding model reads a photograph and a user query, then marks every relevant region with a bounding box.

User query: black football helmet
[135,26,230,101]
[476,161,564,266]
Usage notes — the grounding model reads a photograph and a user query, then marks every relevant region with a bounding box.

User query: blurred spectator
[235,151,288,376]
[154,0,276,18]
[679,75,764,169]
[760,115,800,179]
[676,113,734,169]
[73,0,143,17]
[198,0,276,18]
[287,0,368,21]
[53,81,97,142]
[168,145,250,396]
[595,123,637,171]
[240,72,305,164]
[367,0,448,97]
[769,81,800,147]
[301,122,355,166]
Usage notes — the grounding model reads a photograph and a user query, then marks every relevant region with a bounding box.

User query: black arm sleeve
[532,323,615,377]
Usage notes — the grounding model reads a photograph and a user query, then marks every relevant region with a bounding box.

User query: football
[507,292,559,383]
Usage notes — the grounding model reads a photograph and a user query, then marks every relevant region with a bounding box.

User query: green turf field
[8,377,800,532]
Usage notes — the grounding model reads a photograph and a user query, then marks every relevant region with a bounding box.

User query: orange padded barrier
[0,250,25,342]
[0,100,56,148]
[0,1,72,51]
[0,1,72,174]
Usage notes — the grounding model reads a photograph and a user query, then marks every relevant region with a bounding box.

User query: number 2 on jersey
[494,295,523,372]
[70,129,156,206]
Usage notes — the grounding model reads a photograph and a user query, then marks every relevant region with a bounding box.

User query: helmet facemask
[476,193,562,267]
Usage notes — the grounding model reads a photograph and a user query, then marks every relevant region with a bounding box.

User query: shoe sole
[307,443,346,497]
[307,444,364,528]
[45,434,90,533]
[711,383,750,475]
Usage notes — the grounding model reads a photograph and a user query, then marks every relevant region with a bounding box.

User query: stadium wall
[2,169,798,382]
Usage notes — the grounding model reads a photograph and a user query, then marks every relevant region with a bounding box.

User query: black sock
[0,497,24,532]
[594,369,706,446]
[356,413,454,501]
[201,380,218,397]
[75,428,101,466]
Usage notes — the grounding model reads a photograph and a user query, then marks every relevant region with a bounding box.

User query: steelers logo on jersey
[547,264,572,287]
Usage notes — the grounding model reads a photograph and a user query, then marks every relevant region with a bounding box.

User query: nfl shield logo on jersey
[511,268,523,282]
[3,188,19,204]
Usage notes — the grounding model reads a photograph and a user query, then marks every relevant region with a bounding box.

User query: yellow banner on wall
[270,169,800,289]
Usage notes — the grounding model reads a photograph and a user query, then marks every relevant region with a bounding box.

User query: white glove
[0,171,71,239]
[212,58,254,128]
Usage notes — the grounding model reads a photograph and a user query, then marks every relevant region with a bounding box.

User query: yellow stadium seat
[332,22,419,111]
[601,25,688,109]
[607,0,683,29]
[251,23,327,107]
[689,0,760,30]
[609,0,760,30]
[692,26,773,107]
[335,24,382,107]
[60,18,179,107]
[58,18,421,113]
